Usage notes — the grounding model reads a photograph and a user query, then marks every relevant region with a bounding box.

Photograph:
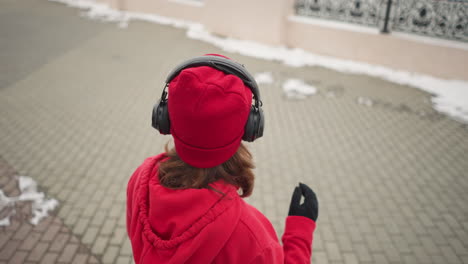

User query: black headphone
[152,55,264,142]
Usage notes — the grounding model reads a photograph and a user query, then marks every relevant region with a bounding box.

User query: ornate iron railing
[295,0,385,27]
[295,0,468,42]
[392,0,467,41]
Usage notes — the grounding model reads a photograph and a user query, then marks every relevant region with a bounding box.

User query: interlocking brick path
[1,0,468,263]
[0,157,101,264]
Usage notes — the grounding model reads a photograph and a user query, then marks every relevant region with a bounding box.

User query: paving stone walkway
[0,157,101,264]
[1,0,468,263]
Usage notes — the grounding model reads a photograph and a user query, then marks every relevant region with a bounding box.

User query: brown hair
[158,143,255,197]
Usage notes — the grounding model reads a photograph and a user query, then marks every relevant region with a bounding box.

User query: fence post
[381,0,393,33]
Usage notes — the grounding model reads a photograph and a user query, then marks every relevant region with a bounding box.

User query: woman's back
[127,154,315,263]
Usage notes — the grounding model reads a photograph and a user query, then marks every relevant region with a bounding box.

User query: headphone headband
[153,55,265,143]
[165,56,261,106]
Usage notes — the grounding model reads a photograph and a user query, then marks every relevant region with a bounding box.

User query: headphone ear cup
[152,100,171,135]
[256,108,264,139]
[243,106,264,142]
[152,103,160,130]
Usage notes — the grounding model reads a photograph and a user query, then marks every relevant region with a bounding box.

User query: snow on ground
[0,190,13,226]
[48,0,468,123]
[357,97,374,107]
[283,79,317,99]
[254,72,274,85]
[0,216,10,226]
[0,176,58,226]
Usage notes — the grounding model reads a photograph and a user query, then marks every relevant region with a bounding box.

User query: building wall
[285,17,468,81]
[97,0,468,81]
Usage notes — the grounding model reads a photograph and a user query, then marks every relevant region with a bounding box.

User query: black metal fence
[295,0,468,42]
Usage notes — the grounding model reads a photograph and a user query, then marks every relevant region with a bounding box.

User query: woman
[127,54,318,263]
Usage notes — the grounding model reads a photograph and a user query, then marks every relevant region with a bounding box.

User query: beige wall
[200,0,287,45]
[123,0,289,45]
[285,18,468,81]
[99,0,468,81]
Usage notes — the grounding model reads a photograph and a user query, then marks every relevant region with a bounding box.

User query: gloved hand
[288,183,318,222]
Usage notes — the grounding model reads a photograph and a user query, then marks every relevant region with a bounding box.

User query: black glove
[288,183,318,222]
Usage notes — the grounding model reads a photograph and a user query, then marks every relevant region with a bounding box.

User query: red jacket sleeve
[281,216,316,264]
[126,164,143,238]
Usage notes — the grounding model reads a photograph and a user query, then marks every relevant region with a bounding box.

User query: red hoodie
[127,154,316,263]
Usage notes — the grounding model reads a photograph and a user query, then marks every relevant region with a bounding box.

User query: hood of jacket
[127,154,242,263]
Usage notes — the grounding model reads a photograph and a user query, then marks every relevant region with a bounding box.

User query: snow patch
[0,176,58,226]
[283,79,317,99]
[31,198,59,225]
[0,217,11,227]
[325,90,338,98]
[357,97,374,107]
[0,190,14,226]
[254,72,274,84]
[46,0,468,124]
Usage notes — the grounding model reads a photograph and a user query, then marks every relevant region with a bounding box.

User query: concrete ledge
[286,16,468,81]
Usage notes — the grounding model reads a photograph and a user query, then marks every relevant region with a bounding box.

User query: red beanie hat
[168,55,253,168]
